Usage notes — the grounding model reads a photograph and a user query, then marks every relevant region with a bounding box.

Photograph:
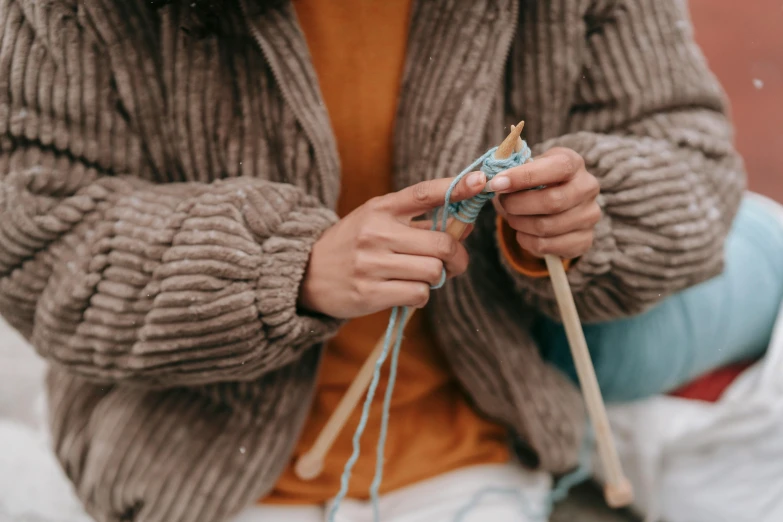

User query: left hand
[488,147,601,260]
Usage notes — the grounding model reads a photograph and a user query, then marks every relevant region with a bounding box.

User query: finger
[505,200,601,238]
[410,217,474,241]
[410,219,436,230]
[369,254,448,286]
[487,149,584,193]
[498,170,597,216]
[386,227,469,276]
[379,171,487,218]
[515,229,594,260]
[373,280,432,310]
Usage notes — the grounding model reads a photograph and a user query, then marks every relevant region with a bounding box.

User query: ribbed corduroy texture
[0,0,744,521]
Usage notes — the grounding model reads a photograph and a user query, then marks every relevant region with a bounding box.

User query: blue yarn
[369,306,407,520]
[327,306,403,522]
[436,145,532,233]
[329,142,589,522]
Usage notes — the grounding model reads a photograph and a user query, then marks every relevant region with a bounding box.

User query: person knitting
[1,1,779,521]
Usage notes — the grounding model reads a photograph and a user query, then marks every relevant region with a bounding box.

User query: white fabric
[599,193,783,522]
[0,420,92,522]
[233,463,551,522]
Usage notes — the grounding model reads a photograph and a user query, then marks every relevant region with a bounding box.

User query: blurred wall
[689,0,783,202]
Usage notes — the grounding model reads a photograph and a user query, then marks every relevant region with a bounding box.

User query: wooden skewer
[295,122,633,509]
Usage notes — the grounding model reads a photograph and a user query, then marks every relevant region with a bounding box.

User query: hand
[488,147,601,260]
[299,172,487,319]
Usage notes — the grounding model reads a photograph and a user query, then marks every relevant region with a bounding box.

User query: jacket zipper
[239,0,339,204]
[471,0,520,157]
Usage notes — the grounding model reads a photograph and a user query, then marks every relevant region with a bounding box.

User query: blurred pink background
[690,0,783,202]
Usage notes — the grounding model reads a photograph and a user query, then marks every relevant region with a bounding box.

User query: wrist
[297,264,322,315]
[297,242,323,314]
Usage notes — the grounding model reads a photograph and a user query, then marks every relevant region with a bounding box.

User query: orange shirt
[264,0,510,504]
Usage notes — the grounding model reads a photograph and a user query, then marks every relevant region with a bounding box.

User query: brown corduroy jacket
[0,0,744,520]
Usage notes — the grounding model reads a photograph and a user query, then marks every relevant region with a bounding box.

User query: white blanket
[0,419,91,522]
[602,296,783,522]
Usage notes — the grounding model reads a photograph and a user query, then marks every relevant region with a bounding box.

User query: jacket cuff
[496,214,572,278]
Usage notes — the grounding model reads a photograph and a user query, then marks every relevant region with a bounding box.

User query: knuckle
[523,169,535,187]
[534,217,552,237]
[353,251,372,277]
[568,234,593,259]
[567,148,585,168]
[521,168,535,189]
[412,180,434,205]
[554,147,583,169]
[588,203,602,225]
[411,284,430,308]
[434,233,458,259]
[585,173,601,198]
[545,189,566,213]
[524,234,550,257]
[556,152,577,176]
[365,195,386,212]
[581,232,595,252]
[355,224,378,247]
[349,280,369,307]
[426,260,444,284]
[533,236,551,256]
[372,221,392,242]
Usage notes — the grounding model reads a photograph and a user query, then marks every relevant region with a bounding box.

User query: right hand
[299,171,487,319]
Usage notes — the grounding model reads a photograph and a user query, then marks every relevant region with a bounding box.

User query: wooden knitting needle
[544,255,633,507]
[295,122,527,481]
[508,127,633,508]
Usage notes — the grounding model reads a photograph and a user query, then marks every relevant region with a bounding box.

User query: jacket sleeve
[0,0,341,387]
[500,0,746,322]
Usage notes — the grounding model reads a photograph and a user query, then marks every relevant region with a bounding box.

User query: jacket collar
[393,0,519,190]
[242,0,519,198]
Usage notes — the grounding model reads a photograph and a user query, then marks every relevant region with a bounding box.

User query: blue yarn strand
[327,306,402,522]
[328,140,595,522]
[369,306,409,520]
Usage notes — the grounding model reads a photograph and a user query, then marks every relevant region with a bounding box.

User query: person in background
[2,1,777,521]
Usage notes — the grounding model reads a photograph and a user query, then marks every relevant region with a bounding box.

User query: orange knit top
[264,0,512,504]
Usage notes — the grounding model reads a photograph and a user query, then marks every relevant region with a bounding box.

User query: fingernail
[489,176,511,192]
[467,172,486,188]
